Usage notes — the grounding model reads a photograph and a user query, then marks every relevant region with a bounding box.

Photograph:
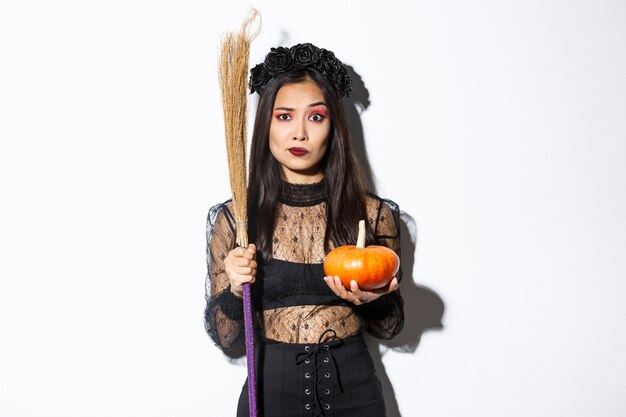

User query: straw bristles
[218,9,261,248]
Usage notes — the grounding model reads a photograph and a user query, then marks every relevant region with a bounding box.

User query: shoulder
[207,199,235,231]
[365,192,400,237]
[365,192,400,216]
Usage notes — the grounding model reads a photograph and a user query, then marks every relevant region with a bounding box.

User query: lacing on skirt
[237,331,386,417]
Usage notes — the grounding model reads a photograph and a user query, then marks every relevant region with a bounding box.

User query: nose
[292,118,308,141]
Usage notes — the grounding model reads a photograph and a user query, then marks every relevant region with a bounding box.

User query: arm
[355,197,404,339]
[203,203,245,352]
[324,197,404,339]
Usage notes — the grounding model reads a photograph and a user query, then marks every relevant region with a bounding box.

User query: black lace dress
[204,181,404,417]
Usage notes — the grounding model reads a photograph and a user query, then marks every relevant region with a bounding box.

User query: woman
[205,43,404,417]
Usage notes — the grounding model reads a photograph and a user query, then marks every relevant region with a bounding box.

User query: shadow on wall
[345,64,446,417]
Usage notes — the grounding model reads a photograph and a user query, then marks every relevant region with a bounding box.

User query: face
[269,80,331,184]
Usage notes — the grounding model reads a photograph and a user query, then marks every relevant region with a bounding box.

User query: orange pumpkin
[324,220,400,290]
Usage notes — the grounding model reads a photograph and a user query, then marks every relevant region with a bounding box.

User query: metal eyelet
[325,404,331,410]
[324,388,330,395]
[323,344,329,349]
[324,372,331,378]
[305,403,311,410]
[305,346,311,352]
[323,357,330,363]
[305,359,311,364]
[305,388,311,395]
[305,372,311,379]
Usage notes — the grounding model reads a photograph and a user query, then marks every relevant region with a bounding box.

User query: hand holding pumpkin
[324,275,399,305]
[323,220,400,304]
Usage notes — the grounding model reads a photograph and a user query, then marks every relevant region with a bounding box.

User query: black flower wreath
[249,43,352,98]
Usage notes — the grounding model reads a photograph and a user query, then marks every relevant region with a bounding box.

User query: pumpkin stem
[357,220,366,248]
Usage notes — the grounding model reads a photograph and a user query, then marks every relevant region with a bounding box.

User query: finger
[324,276,362,304]
[374,277,398,295]
[351,281,378,302]
[230,276,255,295]
[241,247,255,259]
[232,246,255,259]
[235,257,257,273]
[231,256,254,267]
[350,280,363,297]
[334,276,348,295]
[247,243,256,254]
[333,276,360,304]
[351,280,379,304]
[232,273,255,286]
[324,276,341,296]
[234,266,255,276]
[324,276,340,295]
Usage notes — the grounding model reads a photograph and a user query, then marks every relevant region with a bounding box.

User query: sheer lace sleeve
[203,201,245,352]
[353,196,405,340]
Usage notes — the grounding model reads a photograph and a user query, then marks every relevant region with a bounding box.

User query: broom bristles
[218,9,261,248]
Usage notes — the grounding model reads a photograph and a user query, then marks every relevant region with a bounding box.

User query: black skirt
[237,331,386,417]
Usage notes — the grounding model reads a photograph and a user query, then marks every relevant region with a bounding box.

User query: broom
[218,9,261,417]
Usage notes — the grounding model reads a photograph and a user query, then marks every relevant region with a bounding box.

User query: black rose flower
[332,66,352,97]
[292,43,320,67]
[249,63,270,95]
[264,46,293,75]
[314,49,335,74]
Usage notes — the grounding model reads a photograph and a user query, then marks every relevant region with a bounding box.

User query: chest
[271,203,328,264]
[252,259,349,310]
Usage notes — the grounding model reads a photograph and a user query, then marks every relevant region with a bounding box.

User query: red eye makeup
[274,111,292,121]
[308,106,328,118]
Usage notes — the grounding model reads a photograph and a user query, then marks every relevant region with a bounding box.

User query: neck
[279,179,326,206]
[281,169,324,185]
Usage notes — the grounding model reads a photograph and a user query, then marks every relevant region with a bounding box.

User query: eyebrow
[274,101,327,111]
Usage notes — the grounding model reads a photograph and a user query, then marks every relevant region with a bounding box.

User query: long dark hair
[248,68,373,263]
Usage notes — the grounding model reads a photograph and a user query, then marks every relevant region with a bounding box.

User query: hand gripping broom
[218,9,261,417]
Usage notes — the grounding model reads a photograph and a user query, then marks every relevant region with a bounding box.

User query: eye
[276,113,292,121]
[309,113,325,122]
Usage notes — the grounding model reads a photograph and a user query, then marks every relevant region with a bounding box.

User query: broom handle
[236,224,257,417]
[242,283,257,417]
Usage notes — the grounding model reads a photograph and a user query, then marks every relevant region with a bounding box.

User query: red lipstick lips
[288,147,308,157]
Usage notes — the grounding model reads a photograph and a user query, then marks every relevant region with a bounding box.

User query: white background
[1,1,625,416]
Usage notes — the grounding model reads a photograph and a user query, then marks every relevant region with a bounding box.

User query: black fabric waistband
[260,332,363,347]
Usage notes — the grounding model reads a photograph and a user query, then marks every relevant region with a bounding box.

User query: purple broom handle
[242,283,257,417]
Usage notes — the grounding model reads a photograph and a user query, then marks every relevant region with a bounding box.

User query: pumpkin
[324,220,400,290]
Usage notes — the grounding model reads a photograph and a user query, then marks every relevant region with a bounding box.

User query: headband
[249,43,352,98]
